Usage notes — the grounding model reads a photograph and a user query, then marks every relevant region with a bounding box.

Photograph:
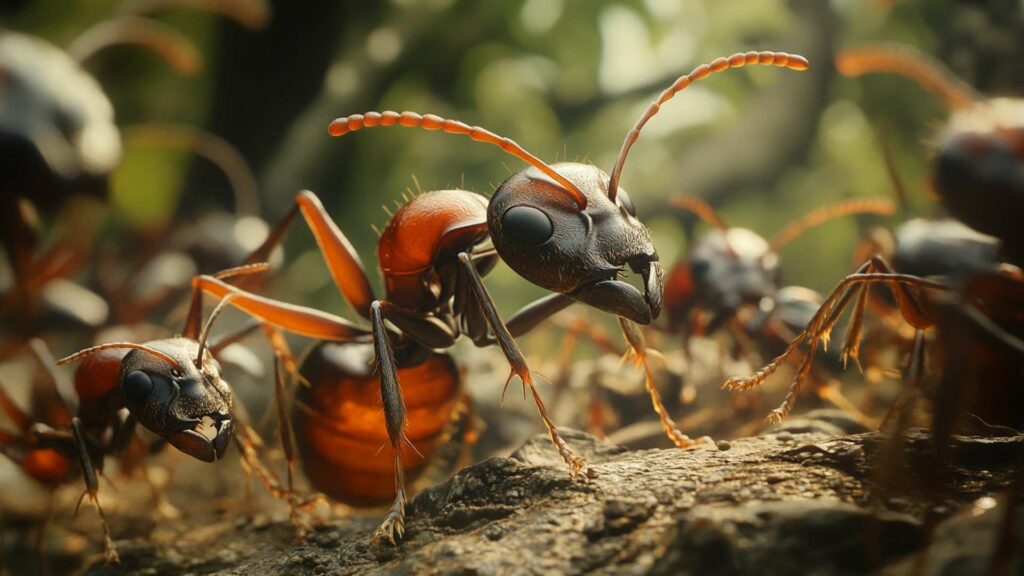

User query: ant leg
[229,395,323,540]
[369,301,413,544]
[69,418,119,564]
[191,275,369,341]
[271,353,324,540]
[243,190,376,319]
[867,256,933,330]
[452,393,480,471]
[620,318,711,448]
[457,253,590,478]
[505,293,577,337]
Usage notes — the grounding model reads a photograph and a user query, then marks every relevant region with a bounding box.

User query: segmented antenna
[836,44,981,110]
[768,198,896,251]
[608,51,810,201]
[670,196,728,230]
[196,293,238,367]
[69,16,202,75]
[57,343,183,370]
[328,111,588,209]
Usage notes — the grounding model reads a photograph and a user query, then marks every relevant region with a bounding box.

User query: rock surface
[80,428,1022,576]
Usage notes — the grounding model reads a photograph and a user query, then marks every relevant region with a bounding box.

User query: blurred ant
[0,264,298,563]
[0,0,268,335]
[662,195,894,421]
[664,195,895,343]
[720,44,1024,424]
[188,51,809,542]
[836,43,1024,263]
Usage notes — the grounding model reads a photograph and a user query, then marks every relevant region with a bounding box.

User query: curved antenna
[670,196,728,230]
[123,123,260,216]
[196,293,238,367]
[328,111,588,209]
[69,16,202,76]
[836,44,981,110]
[115,0,270,30]
[769,198,896,252]
[57,343,184,370]
[608,51,810,201]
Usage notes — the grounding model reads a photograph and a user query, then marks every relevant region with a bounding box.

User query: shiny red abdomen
[294,342,460,505]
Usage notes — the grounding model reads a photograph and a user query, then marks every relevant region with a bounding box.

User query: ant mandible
[191,50,809,543]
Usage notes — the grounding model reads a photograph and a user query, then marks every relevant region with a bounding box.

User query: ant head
[690,227,778,324]
[118,338,234,463]
[933,98,1024,246]
[488,162,661,324]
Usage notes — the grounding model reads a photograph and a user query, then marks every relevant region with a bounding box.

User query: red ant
[187,51,810,543]
[0,264,295,563]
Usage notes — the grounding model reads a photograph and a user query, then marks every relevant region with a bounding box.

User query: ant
[0,0,267,334]
[719,43,1024,424]
[0,264,289,563]
[662,195,894,421]
[836,43,1024,264]
[187,50,809,543]
[664,195,895,344]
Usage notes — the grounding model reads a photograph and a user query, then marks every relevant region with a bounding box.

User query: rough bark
[79,427,1023,576]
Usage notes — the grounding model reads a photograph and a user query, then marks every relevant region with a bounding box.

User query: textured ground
[59,426,1024,576]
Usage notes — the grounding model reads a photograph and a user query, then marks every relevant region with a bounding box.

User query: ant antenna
[836,44,981,110]
[670,196,738,259]
[57,343,184,371]
[670,196,728,230]
[608,51,809,202]
[69,16,203,75]
[196,293,239,367]
[328,111,589,209]
[768,197,896,252]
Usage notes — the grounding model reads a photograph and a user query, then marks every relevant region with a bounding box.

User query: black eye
[123,370,154,402]
[618,188,637,217]
[502,205,553,247]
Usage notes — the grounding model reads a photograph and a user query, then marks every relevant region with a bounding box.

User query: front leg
[67,419,119,564]
[457,253,591,479]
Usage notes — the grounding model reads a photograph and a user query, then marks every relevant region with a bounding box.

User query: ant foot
[372,510,406,545]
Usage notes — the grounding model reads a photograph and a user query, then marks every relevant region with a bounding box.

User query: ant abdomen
[295,341,460,505]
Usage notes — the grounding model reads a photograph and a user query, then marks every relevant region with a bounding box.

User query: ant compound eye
[618,187,637,217]
[123,370,154,402]
[502,205,553,247]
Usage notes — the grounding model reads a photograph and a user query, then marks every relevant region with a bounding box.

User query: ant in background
[0,0,268,337]
[836,43,1024,264]
[726,44,1024,425]
[663,195,894,426]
